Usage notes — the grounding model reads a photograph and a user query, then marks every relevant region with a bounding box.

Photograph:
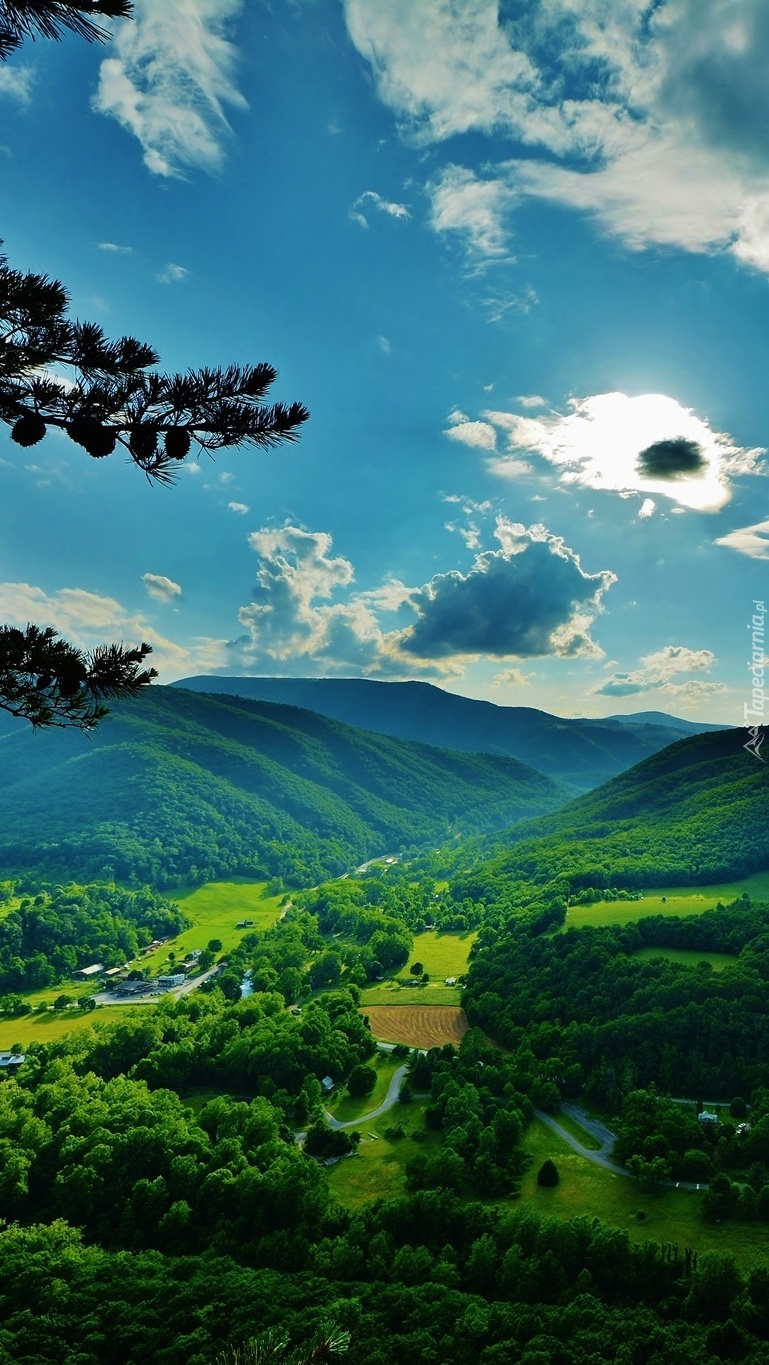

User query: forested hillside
[0,688,565,887]
[453,729,768,902]
[174,675,724,790]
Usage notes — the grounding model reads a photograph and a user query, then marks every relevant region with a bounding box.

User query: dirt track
[361,1005,468,1048]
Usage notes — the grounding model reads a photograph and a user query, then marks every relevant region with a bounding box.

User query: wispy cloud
[376,334,392,356]
[0,66,33,103]
[97,241,133,254]
[157,262,189,284]
[349,189,411,228]
[93,0,247,178]
[227,501,250,515]
[428,164,515,258]
[715,518,769,560]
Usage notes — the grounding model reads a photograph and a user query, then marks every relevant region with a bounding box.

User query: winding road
[326,1063,409,1130]
[535,1101,708,1190]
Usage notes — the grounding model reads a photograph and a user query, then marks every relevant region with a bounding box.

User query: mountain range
[0,687,566,887]
[173,676,726,790]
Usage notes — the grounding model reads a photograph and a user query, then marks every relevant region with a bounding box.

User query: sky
[1,0,768,723]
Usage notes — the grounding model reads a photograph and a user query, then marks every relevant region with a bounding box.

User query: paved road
[534,1103,708,1190]
[92,965,219,1007]
[326,1063,408,1130]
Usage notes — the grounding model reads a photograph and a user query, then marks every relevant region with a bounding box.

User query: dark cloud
[401,537,614,659]
[637,436,705,480]
[594,676,646,697]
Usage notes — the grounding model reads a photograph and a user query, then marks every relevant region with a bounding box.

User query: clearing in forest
[361,1004,468,1048]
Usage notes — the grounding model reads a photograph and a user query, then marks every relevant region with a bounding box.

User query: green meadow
[358,930,476,1008]
[325,1052,402,1125]
[139,879,285,972]
[521,1119,769,1272]
[0,1002,142,1050]
[634,946,736,971]
[563,871,769,932]
[326,1099,440,1207]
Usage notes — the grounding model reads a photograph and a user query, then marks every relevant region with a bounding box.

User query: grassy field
[554,1109,603,1151]
[0,1002,144,1049]
[362,1005,468,1048]
[325,1052,402,1125]
[520,1119,769,1271]
[139,879,285,973]
[634,946,736,971]
[358,930,476,1009]
[327,1099,440,1207]
[562,872,769,932]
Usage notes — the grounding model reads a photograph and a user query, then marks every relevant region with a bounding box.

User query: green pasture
[140,879,285,972]
[327,1100,440,1207]
[521,1120,769,1271]
[0,1002,144,1050]
[356,930,475,1008]
[325,1052,401,1125]
[562,872,769,932]
[635,946,736,972]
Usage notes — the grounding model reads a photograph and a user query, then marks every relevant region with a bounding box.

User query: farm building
[74,963,104,980]
[157,974,186,988]
[698,1110,719,1126]
[321,1076,334,1093]
[0,1052,25,1073]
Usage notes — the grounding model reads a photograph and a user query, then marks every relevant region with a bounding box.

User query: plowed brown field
[361,1005,468,1048]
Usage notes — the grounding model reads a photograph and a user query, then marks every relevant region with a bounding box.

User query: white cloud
[0,581,223,681]
[97,242,133,254]
[343,0,769,275]
[227,500,250,515]
[517,395,547,409]
[492,667,528,688]
[715,518,769,560]
[638,498,656,519]
[0,66,33,103]
[428,164,515,257]
[482,391,763,512]
[350,189,411,228]
[230,518,613,676]
[595,643,724,703]
[157,262,189,284]
[142,573,182,603]
[376,335,392,356]
[93,0,247,178]
[444,407,497,452]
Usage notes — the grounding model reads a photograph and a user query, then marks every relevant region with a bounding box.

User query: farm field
[521,1119,769,1272]
[634,946,736,972]
[139,879,285,972]
[361,1004,468,1048]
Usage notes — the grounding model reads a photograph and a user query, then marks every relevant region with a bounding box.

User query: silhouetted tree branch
[0,2,309,729]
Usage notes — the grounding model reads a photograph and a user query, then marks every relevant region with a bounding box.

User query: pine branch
[0,1,132,56]
[0,624,157,730]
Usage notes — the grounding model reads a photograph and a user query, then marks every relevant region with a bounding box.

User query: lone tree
[0,2,309,730]
[537,1158,560,1187]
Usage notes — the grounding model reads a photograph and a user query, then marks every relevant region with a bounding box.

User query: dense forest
[0,883,187,995]
[0,688,566,887]
[451,730,768,904]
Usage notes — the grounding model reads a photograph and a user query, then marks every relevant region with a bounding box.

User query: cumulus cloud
[0,581,224,680]
[230,519,613,676]
[93,0,247,178]
[444,407,497,452]
[479,391,763,512]
[349,189,411,228]
[401,518,615,660]
[595,644,724,704]
[157,262,189,284]
[638,498,656,519]
[227,501,250,515]
[343,0,769,276]
[517,394,547,409]
[142,573,182,603]
[492,666,528,688]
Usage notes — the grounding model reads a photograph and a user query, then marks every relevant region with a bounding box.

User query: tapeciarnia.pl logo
[744,599,766,761]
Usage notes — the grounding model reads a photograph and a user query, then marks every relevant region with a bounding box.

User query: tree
[0,8,309,730]
[536,1158,559,1187]
[0,0,131,58]
[409,961,424,977]
[346,1063,377,1099]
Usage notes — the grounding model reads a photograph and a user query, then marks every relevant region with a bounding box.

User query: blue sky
[1,0,768,722]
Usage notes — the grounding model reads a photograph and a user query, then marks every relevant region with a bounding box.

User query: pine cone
[11,413,47,447]
[164,427,191,460]
[129,425,158,461]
